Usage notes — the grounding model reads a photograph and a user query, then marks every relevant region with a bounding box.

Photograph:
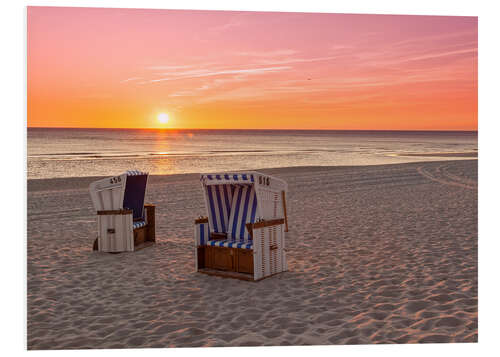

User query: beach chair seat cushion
[207,239,253,249]
[133,220,146,229]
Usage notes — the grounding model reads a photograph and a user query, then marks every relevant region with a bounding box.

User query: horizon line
[27,126,478,132]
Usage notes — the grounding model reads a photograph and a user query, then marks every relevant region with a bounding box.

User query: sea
[27,128,478,179]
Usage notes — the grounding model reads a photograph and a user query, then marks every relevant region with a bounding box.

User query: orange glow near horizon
[27,7,478,130]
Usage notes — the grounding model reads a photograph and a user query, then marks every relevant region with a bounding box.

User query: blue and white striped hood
[200,171,287,190]
[126,170,148,176]
[201,173,255,184]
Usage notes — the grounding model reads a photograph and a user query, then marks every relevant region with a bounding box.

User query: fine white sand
[27,160,477,349]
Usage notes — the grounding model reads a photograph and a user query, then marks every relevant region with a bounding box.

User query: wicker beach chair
[195,172,289,281]
[89,170,155,252]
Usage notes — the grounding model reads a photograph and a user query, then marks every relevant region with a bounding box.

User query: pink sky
[27,7,477,129]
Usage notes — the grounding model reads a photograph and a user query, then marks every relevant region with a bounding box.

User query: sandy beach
[27,159,477,349]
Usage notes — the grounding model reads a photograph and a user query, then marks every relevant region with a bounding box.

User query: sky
[27,7,477,130]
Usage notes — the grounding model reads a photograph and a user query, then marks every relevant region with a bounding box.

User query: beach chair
[89,170,155,252]
[195,172,289,281]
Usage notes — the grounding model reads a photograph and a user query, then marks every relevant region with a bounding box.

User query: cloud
[401,48,477,63]
[390,30,477,49]
[145,64,197,71]
[119,27,476,109]
[168,91,198,97]
[144,66,292,84]
[120,77,142,83]
[255,55,341,66]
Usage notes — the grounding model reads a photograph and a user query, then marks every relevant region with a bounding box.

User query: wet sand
[27,160,478,349]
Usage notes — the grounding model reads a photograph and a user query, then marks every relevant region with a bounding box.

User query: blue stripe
[216,175,221,180]
[250,174,254,182]
[239,187,252,240]
[206,239,253,249]
[207,187,218,232]
[242,174,247,180]
[215,186,226,232]
[223,186,231,218]
[224,174,229,180]
[200,224,205,245]
[231,187,243,239]
[233,174,238,181]
[207,175,213,180]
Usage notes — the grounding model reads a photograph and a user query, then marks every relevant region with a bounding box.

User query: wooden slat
[198,268,254,281]
[281,191,289,232]
[210,232,227,240]
[195,216,209,224]
[251,218,285,229]
[245,223,254,239]
[237,249,254,274]
[144,204,156,243]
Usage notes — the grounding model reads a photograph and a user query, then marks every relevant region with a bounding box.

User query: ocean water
[27,128,477,179]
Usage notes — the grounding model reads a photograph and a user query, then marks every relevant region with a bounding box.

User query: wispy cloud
[143,66,291,84]
[400,48,477,63]
[255,55,342,66]
[390,30,477,49]
[145,64,197,71]
[120,77,142,83]
[168,91,198,97]
[119,28,476,109]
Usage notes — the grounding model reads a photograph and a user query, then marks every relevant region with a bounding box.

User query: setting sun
[157,113,169,124]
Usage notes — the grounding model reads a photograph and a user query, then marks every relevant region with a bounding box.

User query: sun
[157,113,169,124]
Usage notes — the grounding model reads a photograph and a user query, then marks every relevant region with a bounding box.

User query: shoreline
[27,159,477,192]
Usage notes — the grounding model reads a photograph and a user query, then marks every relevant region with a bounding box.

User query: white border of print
[3,1,496,357]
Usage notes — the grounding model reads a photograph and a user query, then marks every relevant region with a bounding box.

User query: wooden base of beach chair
[133,223,155,247]
[197,268,255,281]
[93,204,156,252]
[197,246,254,277]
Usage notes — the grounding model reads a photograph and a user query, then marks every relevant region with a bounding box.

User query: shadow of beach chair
[89,170,155,252]
[195,172,289,281]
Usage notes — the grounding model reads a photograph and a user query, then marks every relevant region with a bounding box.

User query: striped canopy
[202,173,259,242]
[126,170,148,176]
[201,173,255,185]
[228,185,257,241]
[204,184,257,242]
[205,184,234,234]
